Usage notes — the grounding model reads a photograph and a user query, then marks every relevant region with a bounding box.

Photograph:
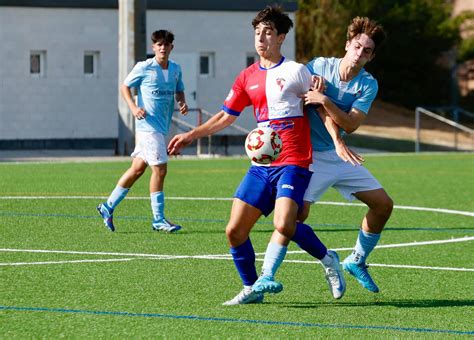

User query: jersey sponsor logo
[281,184,294,190]
[276,78,286,91]
[249,84,259,90]
[226,89,234,101]
[269,120,294,131]
[151,89,175,96]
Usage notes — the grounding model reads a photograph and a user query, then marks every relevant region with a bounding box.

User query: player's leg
[254,165,345,299]
[149,163,180,232]
[223,166,271,305]
[343,187,393,292]
[223,198,264,306]
[97,157,147,231]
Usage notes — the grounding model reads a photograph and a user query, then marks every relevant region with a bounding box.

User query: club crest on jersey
[276,78,286,91]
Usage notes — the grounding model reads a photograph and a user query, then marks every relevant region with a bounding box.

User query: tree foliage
[296,0,470,108]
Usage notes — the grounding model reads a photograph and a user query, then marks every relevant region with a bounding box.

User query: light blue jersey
[124,57,185,134]
[306,57,378,151]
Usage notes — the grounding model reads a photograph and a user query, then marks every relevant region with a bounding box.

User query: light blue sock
[150,191,165,222]
[107,185,129,210]
[261,242,287,278]
[349,229,381,264]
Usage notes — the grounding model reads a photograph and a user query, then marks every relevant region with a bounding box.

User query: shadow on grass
[277,299,474,308]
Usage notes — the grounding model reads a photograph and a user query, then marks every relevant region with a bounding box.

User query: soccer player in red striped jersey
[168,6,354,305]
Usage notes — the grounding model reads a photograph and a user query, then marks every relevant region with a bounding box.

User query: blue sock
[348,229,381,264]
[261,242,287,278]
[229,238,258,286]
[291,222,327,260]
[150,191,165,222]
[107,185,129,210]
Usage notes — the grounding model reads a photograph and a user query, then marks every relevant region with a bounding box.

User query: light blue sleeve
[352,79,378,114]
[306,57,324,76]
[123,62,144,88]
[176,64,185,92]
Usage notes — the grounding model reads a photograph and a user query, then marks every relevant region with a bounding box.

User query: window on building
[246,53,259,67]
[200,52,214,77]
[84,51,100,76]
[30,51,46,76]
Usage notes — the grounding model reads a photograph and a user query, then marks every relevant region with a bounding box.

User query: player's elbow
[343,125,357,134]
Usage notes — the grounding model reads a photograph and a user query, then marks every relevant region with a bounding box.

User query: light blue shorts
[131,131,168,166]
[304,150,382,203]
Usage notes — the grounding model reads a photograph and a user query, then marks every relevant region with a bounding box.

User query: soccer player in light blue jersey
[256,17,393,295]
[97,30,188,233]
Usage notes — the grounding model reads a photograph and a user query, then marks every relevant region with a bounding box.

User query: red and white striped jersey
[223,57,313,168]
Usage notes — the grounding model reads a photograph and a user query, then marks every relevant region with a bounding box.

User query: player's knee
[225,225,246,245]
[378,196,394,218]
[273,220,294,239]
[297,205,310,222]
[129,166,145,179]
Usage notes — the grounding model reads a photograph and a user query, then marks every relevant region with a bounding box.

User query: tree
[296,0,464,108]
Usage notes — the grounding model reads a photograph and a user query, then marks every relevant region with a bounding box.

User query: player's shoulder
[308,56,336,66]
[168,58,181,69]
[360,69,378,87]
[281,59,310,75]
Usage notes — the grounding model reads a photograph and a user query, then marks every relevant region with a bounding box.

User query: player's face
[345,33,375,68]
[152,40,173,63]
[254,22,285,59]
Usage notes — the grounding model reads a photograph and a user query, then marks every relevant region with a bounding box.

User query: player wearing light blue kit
[258,17,393,295]
[97,30,188,233]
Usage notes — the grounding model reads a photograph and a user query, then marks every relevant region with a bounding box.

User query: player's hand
[132,106,146,120]
[334,141,364,166]
[168,132,193,155]
[303,90,325,106]
[178,101,188,115]
[311,75,326,92]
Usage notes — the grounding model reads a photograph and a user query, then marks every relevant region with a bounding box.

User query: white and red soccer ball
[245,127,282,164]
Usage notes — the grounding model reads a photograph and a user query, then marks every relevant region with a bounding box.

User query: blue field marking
[0,305,472,335]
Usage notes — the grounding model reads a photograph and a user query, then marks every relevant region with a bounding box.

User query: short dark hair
[252,5,293,35]
[347,17,386,52]
[151,30,174,44]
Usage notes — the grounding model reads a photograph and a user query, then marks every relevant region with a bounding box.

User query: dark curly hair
[252,5,293,35]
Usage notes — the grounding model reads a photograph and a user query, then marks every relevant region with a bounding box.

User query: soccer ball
[245,127,282,164]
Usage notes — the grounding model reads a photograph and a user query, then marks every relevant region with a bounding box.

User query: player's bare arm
[303,90,365,133]
[317,108,364,166]
[168,110,237,155]
[175,91,188,115]
[120,84,146,120]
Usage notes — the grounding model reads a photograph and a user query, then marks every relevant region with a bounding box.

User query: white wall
[0,7,296,141]
[0,7,118,140]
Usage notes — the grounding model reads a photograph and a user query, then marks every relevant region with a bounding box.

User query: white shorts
[131,131,168,166]
[304,150,382,203]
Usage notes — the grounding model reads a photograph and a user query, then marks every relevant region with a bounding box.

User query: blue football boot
[343,256,379,293]
[97,203,115,232]
[252,275,283,294]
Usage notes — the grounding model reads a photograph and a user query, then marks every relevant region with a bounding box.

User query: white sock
[107,185,129,209]
[261,242,287,278]
[320,253,333,266]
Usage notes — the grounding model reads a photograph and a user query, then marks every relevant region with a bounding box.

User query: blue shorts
[234,165,312,217]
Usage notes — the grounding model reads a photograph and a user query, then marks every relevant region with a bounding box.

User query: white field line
[1,236,473,271]
[0,258,133,266]
[0,195,473,217]
[279,235,474,256]
[272,259,474,272]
